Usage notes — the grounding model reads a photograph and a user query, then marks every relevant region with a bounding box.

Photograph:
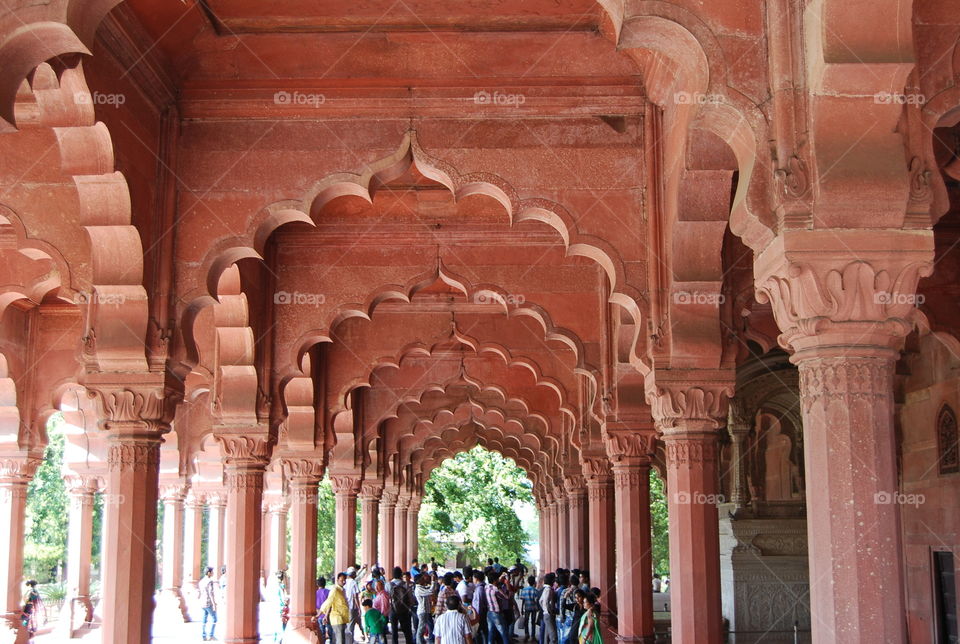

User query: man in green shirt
[362,598,388,644]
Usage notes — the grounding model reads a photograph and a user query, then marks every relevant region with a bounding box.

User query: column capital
[726,397,753,434]
[330,474,361,496]
[394,494,410,510]
[563,475,586,496]
[754,231,934,358]
[645,373,733,432]
[380,490,398,507]
[205,490,227,507]
[280,458,324,483]
[582,456,612,486]
[85,382,176,434]
[215,432,273,467]
[359,482,383,500]
[63,473,99,496]
[0,450,42,482]
[603,428,657,465]
[159,482,187,503]
[263,499,289,514]
[185,490,207,508]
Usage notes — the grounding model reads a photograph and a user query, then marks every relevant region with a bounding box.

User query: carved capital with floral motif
[281,458,325,483]
[330,474,361,497]
[563,475,587,498]
[603,429,657,465]
[359,482,383,501]
[380,490,398,508]
[754,231,934,359]
[159,481,187,503]
[86,383,176,434]
[216,433,273,468]
[646,375,733,433]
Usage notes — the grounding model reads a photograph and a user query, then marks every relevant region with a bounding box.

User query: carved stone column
[0,452,41,644]
[217,434,272,643]
[331,475,361,572]
[181,491,205,616]
[726,398,752,509]
[379,491,397,569]
[564,477,587,570]
[536,500,547,573]
[648,379,732,644]
[207,493,227,579]
[359,484,382,569]
[583,458,615,620]
[264,499,289,575]
[60,475,97,638]
[394,495,409,571]
[755,247,934,643]
[283,459,324,644]
[406,496,421,565]
[541,496,554,573]
[157,482,189,622]
[88,385,171,644]
[555,492,569,568]
[605,429,657,644]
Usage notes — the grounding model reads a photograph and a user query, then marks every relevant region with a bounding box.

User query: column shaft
[566,489,587,570]
[63,478,96,633]
[379,499,396,570]
[556,497,569,567]
[158,486,188,621]
[287,474,321,643]
[585,472,616,620]
[0,457,37,642]
[360,493,380,568]
[182,495,204,593]
[663,431,722,644]
[406,502,419,564]
[332,477,359,572]
[223,462,266,643]
[208,498,226,578]
[612,464,654,643]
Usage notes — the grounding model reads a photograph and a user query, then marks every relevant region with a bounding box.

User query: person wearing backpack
[389,567,414,644]
[415,573,438,644]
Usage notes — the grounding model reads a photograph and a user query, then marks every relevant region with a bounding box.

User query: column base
[0,613,27,644]
[155,587,190,622]
[55,596,95,638]
[282,620,320,643]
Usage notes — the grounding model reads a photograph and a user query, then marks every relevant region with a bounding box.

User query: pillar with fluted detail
[755,244,934,643]
[359,483,382,569]
[583,457,615,621]
[181,491,205,618]
[379,491,397,570]
[87,384,171,644]
[606,427,657,644]
[59,475,98,637]
[216,433,273,643]
[157,481,189,622]
[406,496,420,565]
[555,492,569,567]
[207,493,227,580]
[0,450,41,643]
[648,378,732,644]
[564,477,588,573]
[331,475,361,572]
[283,458,324,643]
[394,495,409,570]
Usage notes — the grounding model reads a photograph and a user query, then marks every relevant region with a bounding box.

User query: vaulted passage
[1,1,959,643]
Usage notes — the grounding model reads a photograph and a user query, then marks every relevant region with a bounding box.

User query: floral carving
[603,429,656,463]
[107,441,161,471]
[216,434,273,465]
[280,458,325,480]
[87,386,174,432]
[774,154,810,200]
[647,381,733,430]
[798,357,892,414]
[664,437,718,467]
[330,475,361,496]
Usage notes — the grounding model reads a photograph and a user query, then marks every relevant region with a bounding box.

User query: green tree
[650,468,670,576]
[24,414,69,581]
[316,476,336,577]
[418,447,534,566]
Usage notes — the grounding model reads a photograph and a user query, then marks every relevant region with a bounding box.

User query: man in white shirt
[434,596,474,644]
[455,572,471,604]
[345,567,363,643]
[538,573,558,644]
[198,566,219,642]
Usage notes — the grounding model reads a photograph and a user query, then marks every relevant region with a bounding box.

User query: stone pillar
[61,475,97,637]
[406,497,420,564]
[649,380,731,644]
[265,500,289,575]
[564,477,588,570]
[606,429,657,644]
[182,492,205,594]
[583,458,616,620]
[555,494,569,567]
[207,494,227,579]
[536,500,546,574]
[395,496,409,571]
[331,475,360,572]
[359,484,381,569]
[87,385,171,644]
[726,398,752,509]
[0,452,41,644]
[755,249,933,643]
[157,482,189,621]
[379,491,397,570]
[217,434,272,643]
[283,460,324,644]
[540,499,553,573]
[548,499,559,572]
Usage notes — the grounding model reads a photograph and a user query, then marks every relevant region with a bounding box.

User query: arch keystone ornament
[754,238,934,644]
[647,377,733,644]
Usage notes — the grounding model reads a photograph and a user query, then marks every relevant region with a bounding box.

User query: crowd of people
[313,558,605,644]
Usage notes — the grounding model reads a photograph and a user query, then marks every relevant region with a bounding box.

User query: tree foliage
[24,415,69,581]
[650,468,670,576]
[418,447,534,565]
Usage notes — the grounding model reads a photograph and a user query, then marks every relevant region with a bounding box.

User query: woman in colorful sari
[20,580,45,637]
[576,593,602,644]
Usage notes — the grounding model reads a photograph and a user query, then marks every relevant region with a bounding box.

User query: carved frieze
[107,440,161,472]
[664,437,718,467]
